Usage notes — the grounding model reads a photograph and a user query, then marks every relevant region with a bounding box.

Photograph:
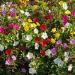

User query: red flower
[35,37,41,43]
[44,15,51,20]
[40,40,47,47]
[40,50,45,56]
[33,17,39,22]
[4,49,11,55]
[40,23,47,30]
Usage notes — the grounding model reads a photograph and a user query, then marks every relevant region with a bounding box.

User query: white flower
[16,33,19,39]
[64,52,69,57]
[1,4,6,10]
[64,52,69,62]
[68,64,73,71]
[0,44,4,51]
[20,10,25,14]
[25,12,30,17]
[61,27,65,33]
[41,32,48,39]
[65,22,70,28]
[13,41,19,46]
[35,43,39,50]
[48,10,51,13]
[26,52,34,59]
[7,16,11,20]
[29,68,36,75]
[63,2,68,10]
[64,57,69,62]
[45,49,51,57]
[54,58,64,67]
[26,35,32,41]
[34,28,39,34]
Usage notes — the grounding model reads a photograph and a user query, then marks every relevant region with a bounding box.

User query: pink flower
[0,26,6,33]
[71,11,75,17]
[63,43,68,49]
[8,23,20,30]
[55,39,62,46]
[12,55,16,61]
[70,39,75,45]
[5,58,12,65]
[51,48,57,57]
[9,8,16,17]
[62,15,68,25]
[10,12,16,17]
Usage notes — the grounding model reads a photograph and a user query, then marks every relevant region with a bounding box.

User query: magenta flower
[62,15,68,25]
[63,43,68,49]
[10,12,16,17]
[9,8,16,17]
[71,11,75,17]
[51,47,57,57]
[8,23,20,30]
[0,26,6,33]
[5,58,12,65]
[70,39,75,45]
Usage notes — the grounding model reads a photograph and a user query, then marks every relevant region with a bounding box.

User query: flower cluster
[0,0,75,75]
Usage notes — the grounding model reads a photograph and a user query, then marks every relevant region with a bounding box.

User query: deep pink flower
[71,11,75,17]
[62,15,68,25]
[33,17,39,22]
[0,26,6,33]
[8,23,20,30]
[10,12,16,17]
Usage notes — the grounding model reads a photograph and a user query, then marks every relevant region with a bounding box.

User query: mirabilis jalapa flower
[0,26,6,34]
[59,1,68,10]
[8,23,20,30]
[0,0,75,74]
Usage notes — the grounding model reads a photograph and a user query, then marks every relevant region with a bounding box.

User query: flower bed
[0,0,75,75]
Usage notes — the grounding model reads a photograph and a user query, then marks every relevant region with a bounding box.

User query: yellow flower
[19,0,29,7]
[24,25,30,31]
[51,28,56,33]
[36,22,40,26]
[55,33,60,39]
[22,22,28,27]
[19,0,29,3]
[51,38,56,44]
[59,1,64,6]
[42,2,47,6]
[30,23,37,28]
[28,18,32,22]
[33,5,39,10]
[65,10,71,15]
[35,0,39,2]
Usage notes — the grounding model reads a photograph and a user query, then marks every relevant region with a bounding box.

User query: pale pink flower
[5,58,12,65]
[12,55,16,61]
